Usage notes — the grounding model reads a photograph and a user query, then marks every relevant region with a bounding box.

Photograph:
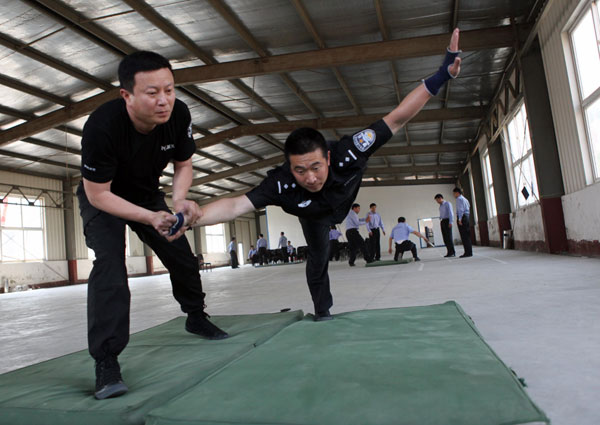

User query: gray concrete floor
[1,246,599,425]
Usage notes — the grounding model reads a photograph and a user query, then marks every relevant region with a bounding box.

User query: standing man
[435,194,455,257]
[256,234,268,265]
[228,236,239,268]
[453,187,473,257]
[345,203,373,267]
[366,203,385,261]
[187,30,462,321]
[328,225,343,261]
[388,217,431,261]
[278,231,289,263]
[77,51,227,400]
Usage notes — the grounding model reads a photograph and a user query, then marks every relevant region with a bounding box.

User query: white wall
[265,184,461,253]
[562,181,600,242]
[511,203,545,246]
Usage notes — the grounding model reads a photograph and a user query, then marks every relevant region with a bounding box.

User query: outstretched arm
[412,230,434,247]
[193,195,255,227]
[383,28,462,135]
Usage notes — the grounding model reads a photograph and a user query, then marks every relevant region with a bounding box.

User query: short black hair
[398,217,406,223]
[453,187,463,195]
[281,231,284,235]
[259,234,263,237]
[284,127,328,161]
[352,203,360,209]
[370,203,376,208]
[434,194,444,200]
[118,51,173,92]
[330,225,336,230]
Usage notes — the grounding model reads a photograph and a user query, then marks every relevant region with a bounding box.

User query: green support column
[62,179,78,284]
[488,138,512,241]
[459,171,476,245]
[521,39,568,254]
[470,152,489,246]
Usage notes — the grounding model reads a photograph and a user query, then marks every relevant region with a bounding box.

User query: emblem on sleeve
[187,122,193,139]
[353,129,376,152]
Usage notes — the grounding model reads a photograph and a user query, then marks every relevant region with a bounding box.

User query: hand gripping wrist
[423,48,461,96]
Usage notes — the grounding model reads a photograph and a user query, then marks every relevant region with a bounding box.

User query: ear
[120,88,132,103]
[326,150,331,166]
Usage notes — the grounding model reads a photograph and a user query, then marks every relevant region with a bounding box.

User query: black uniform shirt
[80,98,195,205]
[246,119,393,225]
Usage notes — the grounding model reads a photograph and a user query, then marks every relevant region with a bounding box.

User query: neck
[126,106,155,134]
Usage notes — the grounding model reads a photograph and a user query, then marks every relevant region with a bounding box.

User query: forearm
[171,159,193,205]
[197,195,255,226]
[87,189,153,225]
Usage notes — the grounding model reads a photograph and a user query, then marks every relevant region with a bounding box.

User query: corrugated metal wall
[538,0,592,193]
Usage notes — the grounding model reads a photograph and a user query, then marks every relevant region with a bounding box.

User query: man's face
[353,206,361,214]
[121,67,176,133]
[370,206,376,213]
[453,192,459,198]
[435,197,443,205]
[289,149,330,193]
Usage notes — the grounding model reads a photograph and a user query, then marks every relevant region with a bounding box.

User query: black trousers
[77,184,205,361]
[299,218,333,314]
[441,218,455,255]
[280,247,289,263]
[230,250,239,268]
[458,214,473,255]
[258,247,267,265]
[329,240,340,261]
[346,228,371,265]
[369,228,382,260]
[394,240,417,260]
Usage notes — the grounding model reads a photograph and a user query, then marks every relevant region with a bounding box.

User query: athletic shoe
[185,312,229,340]
[94,356,128,400]
[314,310,333,321]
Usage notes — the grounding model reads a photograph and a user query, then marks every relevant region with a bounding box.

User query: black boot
[185,312,229,340]
[94,355,128,400]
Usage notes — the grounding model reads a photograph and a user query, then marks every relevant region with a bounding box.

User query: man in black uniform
[188,29,462,321]
[77,51,227,400]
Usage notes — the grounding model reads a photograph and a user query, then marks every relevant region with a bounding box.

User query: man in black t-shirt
[186,29,463,322]
[77,51,227,400]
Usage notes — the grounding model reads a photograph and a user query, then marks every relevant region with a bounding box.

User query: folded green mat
[365,258,413,267]
[0,310,304,425]
[146,302,549,425]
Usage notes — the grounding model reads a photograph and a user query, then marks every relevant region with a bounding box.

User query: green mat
[365,258,414,267]
[0,310,303,425]
[0,303,549,425]
[146,302,548,425]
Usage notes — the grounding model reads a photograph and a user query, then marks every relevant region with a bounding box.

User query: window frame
[0,196,46,262]
[481,149,497,218]
[503,101,539,208]
[569,0,600,180]
[204,223,226,253]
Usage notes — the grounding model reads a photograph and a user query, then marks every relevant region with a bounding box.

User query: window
[205,223,225,253]
[1,196,45,262]
[481,150,497,218]
[505,103,538,207]
[570,1,600,178]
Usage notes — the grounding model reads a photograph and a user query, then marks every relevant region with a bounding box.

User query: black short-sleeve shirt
[80,98,195,204]
[246,119,393,225]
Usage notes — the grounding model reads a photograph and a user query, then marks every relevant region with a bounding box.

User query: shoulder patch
[353,129,376,152]
[187,122,193,139]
